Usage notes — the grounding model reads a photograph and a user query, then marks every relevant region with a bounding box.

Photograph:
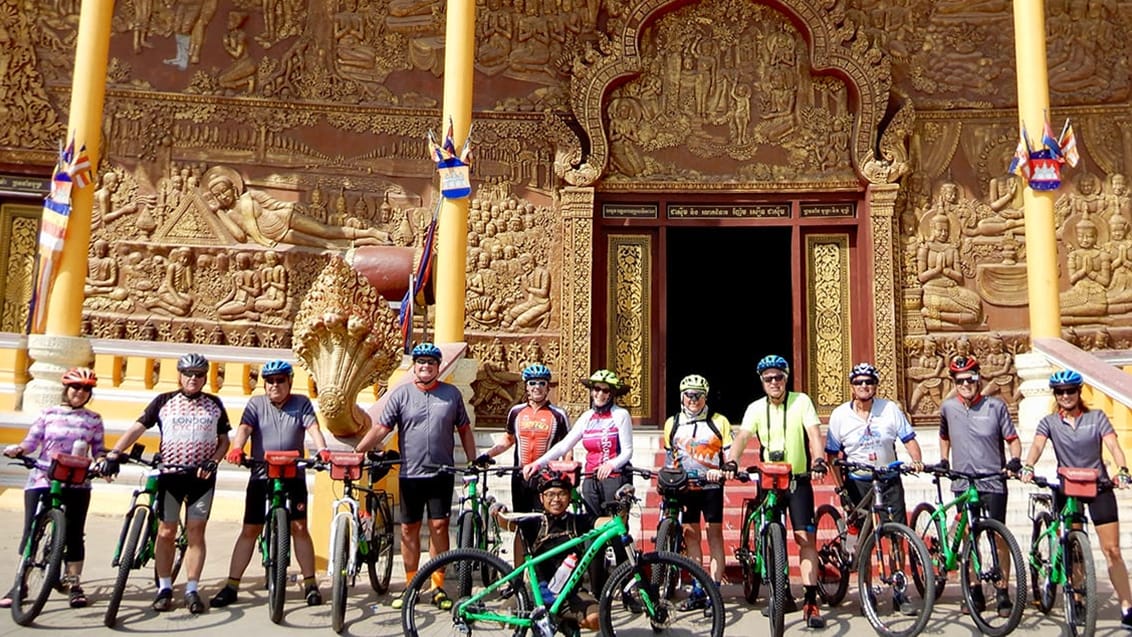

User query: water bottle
[844,519,859,555]
[548,553,577,595]
[71,439,88,458]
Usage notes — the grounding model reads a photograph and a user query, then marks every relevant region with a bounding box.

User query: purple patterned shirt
[19,405,105,490]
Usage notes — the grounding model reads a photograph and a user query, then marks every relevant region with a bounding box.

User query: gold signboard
[603,204,658,219]
[800,203,856,218]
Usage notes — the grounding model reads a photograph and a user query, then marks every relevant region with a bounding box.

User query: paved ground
[0,513,1127,636]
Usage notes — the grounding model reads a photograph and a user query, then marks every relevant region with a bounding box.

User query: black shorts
[243,478,309,525]
[512,473,541,513]
[158,472,216,523]
[1054,488,1119,526]
[581,474,631,518]
[763,475,816,533]
[400,474,456,523]
[845,476,907,524]
[961,490,1008,523]
[676,487,724,524]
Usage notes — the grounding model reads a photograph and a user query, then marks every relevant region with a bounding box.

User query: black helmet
[177,353,209,373]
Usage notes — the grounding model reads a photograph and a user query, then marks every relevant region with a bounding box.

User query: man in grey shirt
[355,342,478,610]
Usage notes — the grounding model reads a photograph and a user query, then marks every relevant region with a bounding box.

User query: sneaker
[431,588,453,611]
[185,591,206,614]
[210,585,238,608]
[152,588,174,612]
[305,584,323,606]
[677,590,709,612]
[963,587,986,615]
[1073,601,1086,627]
[1120,607,1132,630]
[621,592,644,615]
[893,591,919,616]
[995,588,1013,618]
[804,602,827,629]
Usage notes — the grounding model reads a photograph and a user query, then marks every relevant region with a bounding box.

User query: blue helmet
[262,360,293,377]
[1049,369,1084,388]
[756,355,789,376]
[522,363,552,381]
[411,342,442,362]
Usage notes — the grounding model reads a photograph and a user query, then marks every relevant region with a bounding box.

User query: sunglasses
[264,375,290,385]
[1053,387,1079,396]
[591,386,613,395]
[65,384,92,392]
[414,358,439,365]
[850,379,877,386]
[954,377,980,386]
[761,374,786,383]
[527,380,548,387]
[683,391,706,401]
[182,371,206,379]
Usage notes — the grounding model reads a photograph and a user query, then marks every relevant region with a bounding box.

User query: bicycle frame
[328,475,364,577]
[1030,486,1089,588]
[110,469,163,568]
[739,487,784,580]
[919,484,981,573]
[454,511,641,627]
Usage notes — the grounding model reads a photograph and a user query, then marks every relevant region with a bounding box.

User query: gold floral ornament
[293,256,401,437]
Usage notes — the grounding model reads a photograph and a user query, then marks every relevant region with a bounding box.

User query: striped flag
[398,199,440,351]
[1042,119,1063,160]
[1008,125,1032,180]
[1059,119,1080,168]
[68,144,93,188]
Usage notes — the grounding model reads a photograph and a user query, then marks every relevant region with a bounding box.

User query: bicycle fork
[328,503,359,576]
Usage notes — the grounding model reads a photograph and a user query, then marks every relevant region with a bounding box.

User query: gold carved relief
[805,234,850,413]
[867,184,902,400]
[559,187,595,414]
[607,234,649,419]
[0,205,38,333]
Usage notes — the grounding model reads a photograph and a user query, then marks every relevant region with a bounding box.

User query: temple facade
[1,0,1131,426]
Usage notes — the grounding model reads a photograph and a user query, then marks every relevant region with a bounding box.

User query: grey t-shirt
[379,381,470,478]
[241,394,317,480]
[1035,409,1115,479]
[939,395,1018,494]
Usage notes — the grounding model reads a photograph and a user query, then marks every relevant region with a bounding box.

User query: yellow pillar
[433,0,475,344]
[23,0,115,413]
[1012,0,1061,340]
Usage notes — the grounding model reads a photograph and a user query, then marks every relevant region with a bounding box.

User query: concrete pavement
[0,512,1125,636]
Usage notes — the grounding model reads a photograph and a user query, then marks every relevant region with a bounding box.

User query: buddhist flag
[1042,118,1063,161]
[428,118,472,199]
[68,144,93,188]
[1059,119,1080,168]
[399,199,440,351]
[29,141,77,333]
[1008,125,1032,180]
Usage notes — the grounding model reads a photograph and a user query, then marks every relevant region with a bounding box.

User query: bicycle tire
[740,500,762,604]
[959,518,1026,637]
[331,517,350,634]
[1064,529,1096,637]
[858,522,934,637]
[1029,511,1057,614]
[815,503,850,606]
[401,548,531,637]
[598,550,725,637]
[764,521,788,637]
[909,502,946,600]
[11,508,66,626]
[455,510,479,597]
[104,506,149,627]
[366,494,394,595]
[651,517,682,599]
[268,507,290,624]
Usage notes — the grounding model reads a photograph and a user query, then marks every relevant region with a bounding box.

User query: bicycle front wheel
[599,550,724,637]
[1029,511,1058,614]
[651,516,682,599]
[763,521,788,637]
[815,504,850,606]
[11,508,66,626]
[960,518,1026,637]
[1064,529,1096,637]
[366,493,394,595]
[908,502,946,600]
[268,507,291,624]
[331,516,350,634]
[105,506,149,628]
[401,548,531,637]
[858,522,934,637]
[455,511,481,597]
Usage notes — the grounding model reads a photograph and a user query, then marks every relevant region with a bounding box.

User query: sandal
[69,586,88,609]
[431,588,453,611]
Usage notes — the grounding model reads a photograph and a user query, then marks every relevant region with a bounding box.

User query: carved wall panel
[0,205,38,333]
[607,234,650,420]
[805,234,851,413]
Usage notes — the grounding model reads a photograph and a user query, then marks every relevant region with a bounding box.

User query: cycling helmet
[261,359,293,377]
[1049,369,1084,388]
[521,363,552,382]
[176,353,209,373]
[61,367,97,388]
[848,362,879,382]
[756,355,789,376]
[411,342,443,362]
[581,369,630,396]
[679,374,710,394]
[948,355,980,375]
[537,468,574,493]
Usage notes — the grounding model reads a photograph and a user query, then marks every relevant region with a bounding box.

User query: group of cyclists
[5,342,1132,632]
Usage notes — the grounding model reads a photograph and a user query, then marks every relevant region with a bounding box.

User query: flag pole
[23,0,115,412]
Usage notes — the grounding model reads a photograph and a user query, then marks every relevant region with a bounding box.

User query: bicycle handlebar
[1030,474,1115,492]
[921,463,1007,482]
[834,458,918,478]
